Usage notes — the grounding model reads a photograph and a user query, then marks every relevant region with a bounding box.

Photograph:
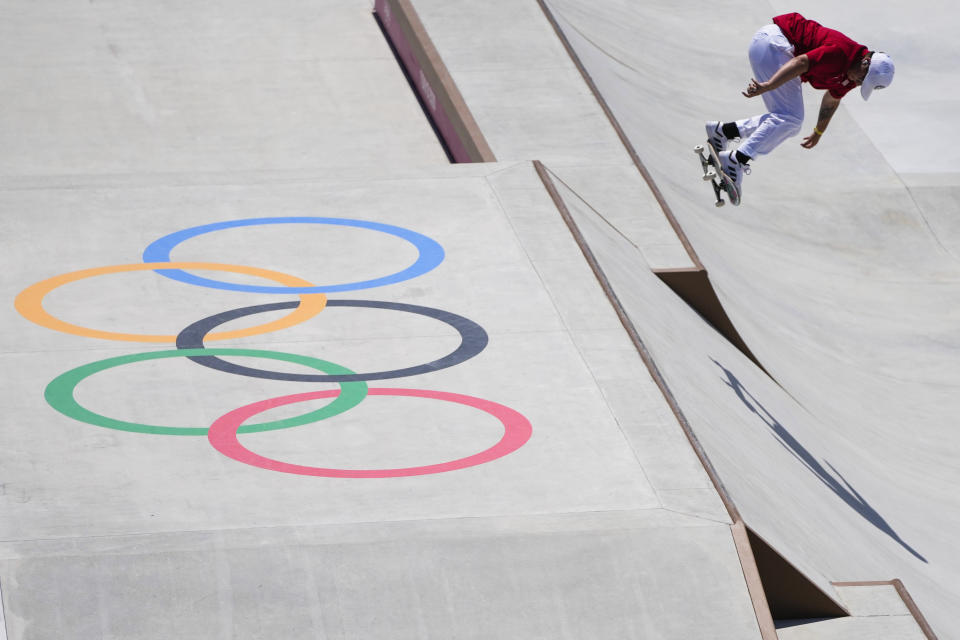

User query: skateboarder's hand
[801,132,821,149]
[743,79,766,98]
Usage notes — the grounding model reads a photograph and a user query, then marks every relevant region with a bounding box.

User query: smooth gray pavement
[2,0,951,638]
[0,1,765,638]
[777,584,927,639]
[0,161,758,638]
[407,0,697,272]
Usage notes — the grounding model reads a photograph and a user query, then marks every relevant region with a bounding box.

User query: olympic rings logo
[15,217,532,478]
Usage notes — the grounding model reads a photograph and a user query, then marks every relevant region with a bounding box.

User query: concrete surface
[542,0,959,636]
[409,0,695,271]
[2,0,955,637]
[1,157,762,637]
[0,0,449,178]
[778,584,926,640]
[777,616,928,640]
[0,1,762,633]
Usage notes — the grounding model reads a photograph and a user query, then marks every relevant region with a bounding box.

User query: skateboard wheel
[703,171,716,181]
[715,200,725,208]
[694,145,704,153]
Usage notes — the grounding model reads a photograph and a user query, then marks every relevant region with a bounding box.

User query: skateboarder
[705,12,894,200]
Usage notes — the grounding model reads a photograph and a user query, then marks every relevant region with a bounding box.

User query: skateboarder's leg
[709,24,804,201]
[736,24,804,159]
[736,112,802,158]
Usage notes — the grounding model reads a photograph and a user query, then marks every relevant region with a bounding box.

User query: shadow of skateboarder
[712,358,926,563]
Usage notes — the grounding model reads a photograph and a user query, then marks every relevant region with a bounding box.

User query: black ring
[175,300,488,382]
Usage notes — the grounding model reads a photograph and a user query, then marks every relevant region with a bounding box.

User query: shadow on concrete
[712,358,927,564]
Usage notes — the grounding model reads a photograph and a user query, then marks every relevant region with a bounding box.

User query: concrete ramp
[2,0,953,637]
[542,0,958,636]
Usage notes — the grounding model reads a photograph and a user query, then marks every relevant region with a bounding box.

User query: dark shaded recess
[654,269,765,372]
[747,528,848,620]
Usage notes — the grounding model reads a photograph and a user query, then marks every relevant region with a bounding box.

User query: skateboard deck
[694,142,740,207]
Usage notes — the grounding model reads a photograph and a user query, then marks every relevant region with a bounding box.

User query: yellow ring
[15,262,327,343]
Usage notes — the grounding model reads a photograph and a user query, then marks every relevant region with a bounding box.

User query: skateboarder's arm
[801,92,841,149]
[743,55,809,97]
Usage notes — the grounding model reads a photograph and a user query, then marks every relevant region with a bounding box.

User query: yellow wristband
[814,126,825,136]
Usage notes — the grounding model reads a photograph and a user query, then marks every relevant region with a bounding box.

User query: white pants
[736,24,804,159]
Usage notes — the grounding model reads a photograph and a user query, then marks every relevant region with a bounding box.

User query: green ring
[45,348,368,436]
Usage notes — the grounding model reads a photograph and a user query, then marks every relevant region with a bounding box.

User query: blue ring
[142,217,445,293]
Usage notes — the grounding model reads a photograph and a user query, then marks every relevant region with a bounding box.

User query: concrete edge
[533,0,702,269]
[536,151,940,635]
[747,528,848,620]
[374,0,496,163]
[653,268,766,371]
[533,159,741,523]
[732,521,780,640]
[538,167,766,383]
[833,581,939,640]
[0,577,8,640]
[534,159,777,640]
[531,0,769,372]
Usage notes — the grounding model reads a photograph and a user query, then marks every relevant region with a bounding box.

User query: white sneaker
[718,150,750,202]
[705,121,733,153]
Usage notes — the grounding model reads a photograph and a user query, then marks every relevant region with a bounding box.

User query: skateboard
[694,142,740,207]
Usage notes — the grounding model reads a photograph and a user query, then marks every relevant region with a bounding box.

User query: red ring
[207,388,532,477]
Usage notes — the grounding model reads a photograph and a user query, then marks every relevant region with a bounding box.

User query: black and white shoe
[718,150,750,203]
[705,121,733,154]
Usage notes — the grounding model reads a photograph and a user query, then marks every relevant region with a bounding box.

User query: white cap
[861,52,894,101]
